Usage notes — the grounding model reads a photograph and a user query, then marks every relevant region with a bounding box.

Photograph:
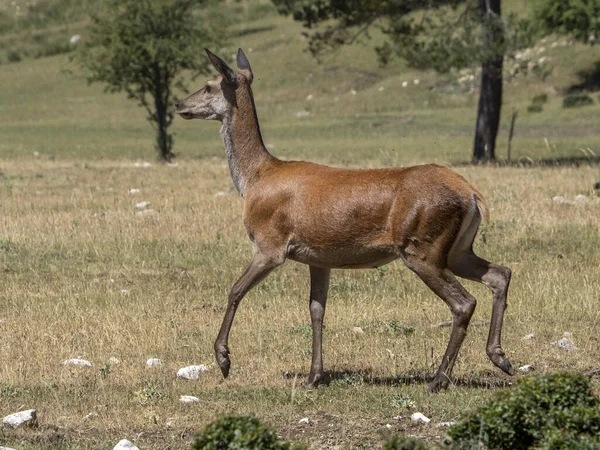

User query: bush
[527,104,544,113]
[563,94,594,108]
[193,415,305,450]
[383,436,432,450]
[532,93,549,105]
[7,50,21,63]
[446,373,600,450]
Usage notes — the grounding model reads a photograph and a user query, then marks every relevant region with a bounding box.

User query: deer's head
[175,48,253,121]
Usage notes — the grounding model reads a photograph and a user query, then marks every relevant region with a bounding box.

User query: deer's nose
[175,101,182,110]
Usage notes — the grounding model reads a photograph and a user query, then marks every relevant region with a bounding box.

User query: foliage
[447,373,600,450]
[192,415,305,450]
[536,0,600,44]
[271,0,536,72]
[382,436,432,450]
[563,93,595,108]
[76,0,222,160]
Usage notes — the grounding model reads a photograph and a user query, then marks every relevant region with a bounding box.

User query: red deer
[175,49,514,392]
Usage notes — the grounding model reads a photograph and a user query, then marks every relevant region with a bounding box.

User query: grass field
[1,1,600,449]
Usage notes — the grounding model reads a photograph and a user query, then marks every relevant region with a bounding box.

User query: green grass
[1,1,600,449]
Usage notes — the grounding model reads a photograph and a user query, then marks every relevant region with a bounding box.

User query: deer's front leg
[214,253,282,378]
[305,266,331,388]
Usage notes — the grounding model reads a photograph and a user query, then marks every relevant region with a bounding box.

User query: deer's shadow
[283,369,513,390]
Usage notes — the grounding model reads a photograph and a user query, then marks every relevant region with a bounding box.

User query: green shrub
[532,93,549,105]
[563,94,594,108]
[383,436,432,450]
[7,50,21,63]
[446,373,600,450]
[527,104,544,113]
[193,415,305,450]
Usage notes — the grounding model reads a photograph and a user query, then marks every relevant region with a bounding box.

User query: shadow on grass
[233,25,276,38]
[567,60,600,94]
[453,155,600,168]
[284,369,513,390]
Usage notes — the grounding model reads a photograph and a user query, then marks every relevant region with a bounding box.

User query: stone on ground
[2,409,37,428]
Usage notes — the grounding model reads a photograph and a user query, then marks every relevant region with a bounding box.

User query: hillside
[1,0,600,165]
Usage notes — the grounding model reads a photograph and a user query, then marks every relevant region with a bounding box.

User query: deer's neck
[220,85,275,197]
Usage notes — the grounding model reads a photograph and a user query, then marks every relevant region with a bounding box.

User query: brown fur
[175,49,514,392]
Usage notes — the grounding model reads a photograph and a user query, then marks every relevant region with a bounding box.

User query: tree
[535,0,600,44]
[77,0,221,161]
[272,0,534,162]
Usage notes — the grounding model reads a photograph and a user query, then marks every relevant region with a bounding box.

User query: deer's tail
[473,190,490,223]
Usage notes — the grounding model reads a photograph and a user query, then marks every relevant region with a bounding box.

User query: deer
[175,48,514,393]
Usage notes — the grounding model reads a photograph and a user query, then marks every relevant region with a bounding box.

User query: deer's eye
[205,85,211,93]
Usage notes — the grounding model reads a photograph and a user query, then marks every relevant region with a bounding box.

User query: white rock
[556,336,577,352]
[299,417,310,424]
[437,422,455,428]
[177,365,211,380]
[552,196,574,205]
[575,194,588,203]
[136,209,157,217]
[146,358,163,368]
[33,151,40,157]
[180,395,200,403]
[134,162,152,168]
[135,201,150,210]
[2,409,37,428]
[63,358,93,367]
[70,34,80,45]
[113,440,139,450]
[413,79,420,85]
[108,357,121,365]
[351,90,357,95]
[120,289,129,294]
[402,81,409,88]
[82,412,98,421]
[167,162,179,167]
[378,86,385,92]
[385,423,392,429]
[410,412,431,424]
[392,415,403,421]
[522,333,535,340]
[519,365,535,373]
[352,326,364,334]
[128,188,140,195]
[215,191,226,197]
[305,94,313,101]
[296,110,310,118]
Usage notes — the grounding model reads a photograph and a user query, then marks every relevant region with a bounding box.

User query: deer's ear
[205,48,237,86]
[236,48,253,84]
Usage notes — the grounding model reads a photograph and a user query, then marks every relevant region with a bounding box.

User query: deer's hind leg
[447,207,514,377]
[402,250,478,393]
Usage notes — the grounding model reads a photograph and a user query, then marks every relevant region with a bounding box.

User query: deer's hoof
[498,358,515,376]
[488,349,515,376]
[428,377,450,393]
[215,346,231,378]
[303,372,330,389]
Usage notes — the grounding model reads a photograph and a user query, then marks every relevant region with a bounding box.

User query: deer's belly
[286,242,398,269]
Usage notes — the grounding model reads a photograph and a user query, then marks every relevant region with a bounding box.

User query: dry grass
[1,157,599,449]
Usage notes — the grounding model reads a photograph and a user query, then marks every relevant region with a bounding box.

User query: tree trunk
[473,0,503,163]
[152,64,174,162]
[155,95,174,162]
